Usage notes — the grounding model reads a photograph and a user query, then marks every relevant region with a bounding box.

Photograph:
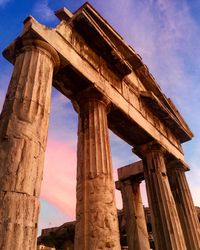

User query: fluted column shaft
[75,93,120,250]
[119,179,150,250]
[168,165,200,250]
[134,143,186,250]
[0,40,59,250]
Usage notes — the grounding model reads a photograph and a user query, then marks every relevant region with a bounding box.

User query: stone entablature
[3,3,192,162]
[0,2,198,250]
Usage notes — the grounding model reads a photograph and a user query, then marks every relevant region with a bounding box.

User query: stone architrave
[75,89,121,250]
[0,39,59,250]
[116,179,150,250]
[168,163,200,250]
[133,142,186,250]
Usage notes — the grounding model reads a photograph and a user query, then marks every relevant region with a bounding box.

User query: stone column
[117,179,150,250]
[168,163,200,250]
[133,142,186,250]
[0,39,59,250]
[75,89,120,250]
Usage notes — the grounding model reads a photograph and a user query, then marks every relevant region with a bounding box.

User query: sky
[0,0,200,234]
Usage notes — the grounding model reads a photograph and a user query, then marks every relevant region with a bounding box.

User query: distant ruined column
[133,142,186,250]
[0,39,59,250]
[168,163,200,250]
[75,89,121,250]
[116,179,150,250]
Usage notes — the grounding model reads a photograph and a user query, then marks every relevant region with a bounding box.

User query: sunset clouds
[42,139,77,218]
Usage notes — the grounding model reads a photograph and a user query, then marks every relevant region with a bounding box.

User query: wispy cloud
[39,198,69,233]
[185,138,200,206]
[48,89,78,148]
[41,139,128,218]
[0,0,10,7]
[110,130,139,169]
[100,0,200,110]
[33,0,56,23]
[40,90,77,218]
[41,139,77,218]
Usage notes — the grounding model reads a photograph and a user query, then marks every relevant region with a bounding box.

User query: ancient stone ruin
[0,2,200,250]
[37,204,200,249]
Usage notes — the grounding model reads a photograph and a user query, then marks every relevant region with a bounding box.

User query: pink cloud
[41,139,128,219]
[41,139,77,219]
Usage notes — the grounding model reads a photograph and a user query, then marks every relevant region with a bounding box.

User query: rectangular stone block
[0,137,44,196]
[117,160,144,181]
[0,191,39,250]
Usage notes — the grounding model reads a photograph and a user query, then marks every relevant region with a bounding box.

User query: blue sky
[0,0,200,234]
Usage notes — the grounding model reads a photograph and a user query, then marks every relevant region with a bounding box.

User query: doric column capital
[167,159,190,172]
[75,86,111,113]
[3,38,60,69]
[132,141,166,159]
[115,178,142,192]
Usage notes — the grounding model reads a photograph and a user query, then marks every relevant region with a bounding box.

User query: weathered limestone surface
[134,143,186,250]
[117,180,150,250]
[0,3,197,250]
[168,164,200,250]
[17,16,189,162]
[75,89,120,250]
[0,39,59,250]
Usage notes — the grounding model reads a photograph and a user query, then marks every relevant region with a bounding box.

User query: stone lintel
[116,156,190,191]
[55,7,73,22]
[117,160,144,182]
[2,15,187,163]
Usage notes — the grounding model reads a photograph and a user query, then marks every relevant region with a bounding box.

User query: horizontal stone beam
[116,159,189,187]
[117,160,144,181]
[3,16,185,162]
